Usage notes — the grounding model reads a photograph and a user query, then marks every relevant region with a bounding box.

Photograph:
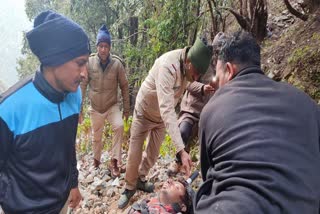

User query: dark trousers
[176,121,194,162]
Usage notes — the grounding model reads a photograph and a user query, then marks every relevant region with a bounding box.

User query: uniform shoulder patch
[0,75,33,104]
[112,54,126,67]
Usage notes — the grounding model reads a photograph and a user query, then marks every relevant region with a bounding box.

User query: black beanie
[26,10,90,66]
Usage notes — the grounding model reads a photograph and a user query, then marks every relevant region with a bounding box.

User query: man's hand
[203,84,215,95]
[179,149,192,176]
[78,112,83,124]
[68,187,82,209]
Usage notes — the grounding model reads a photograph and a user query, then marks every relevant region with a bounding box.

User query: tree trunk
[189,0,201,45]
[222,0,268,42]
[207,0,216,39]
[118,26,123,40]
[182,0,188,41]
[129,16,138,46]
[251,0,268,42]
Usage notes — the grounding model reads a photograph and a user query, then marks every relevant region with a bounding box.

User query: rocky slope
[73,151,202,214]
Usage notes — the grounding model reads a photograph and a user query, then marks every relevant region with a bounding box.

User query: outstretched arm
[156,66,191,175]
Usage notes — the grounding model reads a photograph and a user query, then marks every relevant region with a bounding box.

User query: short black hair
[177,178,194,214]
[218,31,261,67]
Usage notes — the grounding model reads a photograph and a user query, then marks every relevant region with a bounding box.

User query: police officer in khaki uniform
[118,38,212,209]
[80,25,129,178]
[168,32,225,175]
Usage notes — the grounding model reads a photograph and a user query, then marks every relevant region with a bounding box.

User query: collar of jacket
[33,69,66,103]
[232,65,264,80]
[97,53,112,70]
[179,47,190,76]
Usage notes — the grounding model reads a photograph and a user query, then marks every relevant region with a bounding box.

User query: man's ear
[226,62,236,81]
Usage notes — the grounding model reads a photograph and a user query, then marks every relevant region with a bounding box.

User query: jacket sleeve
[187,81,205,96]
[156,66,185,153]
[70,140,79,188]
[118,64,130,115]
[80,65,89,113]
[71,91,82,188]
[318,106,320,149]
[0,117,13,171]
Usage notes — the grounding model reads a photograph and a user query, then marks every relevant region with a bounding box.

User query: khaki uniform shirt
[135,48,189,153]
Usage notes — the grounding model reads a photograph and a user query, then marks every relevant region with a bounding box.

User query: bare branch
[112,30,148,43]
[220,7,251,30]
[207,0,215,25]
[283,0,308,21]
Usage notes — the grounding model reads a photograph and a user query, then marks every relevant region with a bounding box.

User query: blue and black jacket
[0,71,80,213]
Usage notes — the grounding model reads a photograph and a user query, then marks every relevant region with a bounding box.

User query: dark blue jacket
[0,71,80,213]
[195,67,320,214]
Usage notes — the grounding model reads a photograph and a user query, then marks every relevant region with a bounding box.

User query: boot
[136,178,154,193]
[118,189,136,209]
[108,158,120,178]
[93,158,101,168]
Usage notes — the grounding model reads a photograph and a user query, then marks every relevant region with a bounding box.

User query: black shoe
[118,189,136,209]
[136,179,154,193]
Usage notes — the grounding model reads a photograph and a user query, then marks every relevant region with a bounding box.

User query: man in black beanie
[0,10,90,213]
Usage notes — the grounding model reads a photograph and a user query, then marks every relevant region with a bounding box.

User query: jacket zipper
[58,103,62,120]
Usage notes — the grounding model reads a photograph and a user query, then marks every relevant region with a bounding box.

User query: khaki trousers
[125,110,166,190]
[90,105,124,164]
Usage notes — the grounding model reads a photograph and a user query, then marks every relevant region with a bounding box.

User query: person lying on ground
[128,177,194,214]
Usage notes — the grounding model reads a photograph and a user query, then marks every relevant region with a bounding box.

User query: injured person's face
[159,179,186,205]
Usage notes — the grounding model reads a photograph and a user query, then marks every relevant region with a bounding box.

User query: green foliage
[159,134,176,158]
[103,123,113,151]
[288,46,312,65]
[123,116,133,137]
[77,115,92,153]
[25,0,70,21]
[16,49,39,79]
[20,0,210,82]
[287,37,320,103]
[311,32,320,41]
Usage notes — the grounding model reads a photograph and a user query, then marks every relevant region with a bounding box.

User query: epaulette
[0,75,33,104]
[112,54,126,67]
[90,53,97,57]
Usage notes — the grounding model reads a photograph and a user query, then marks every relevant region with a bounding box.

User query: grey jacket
[196,66,320,214]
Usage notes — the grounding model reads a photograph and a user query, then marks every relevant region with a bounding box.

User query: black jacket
[0,71,80,213]
[195,67,320,214]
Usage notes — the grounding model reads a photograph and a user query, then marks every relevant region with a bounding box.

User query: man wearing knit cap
[0,10,90,213]
[80,24,129,178]
[118,37,212,209]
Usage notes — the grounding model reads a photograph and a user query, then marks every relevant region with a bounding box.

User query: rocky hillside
[73,151,202,214]
[262,9,320,104]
